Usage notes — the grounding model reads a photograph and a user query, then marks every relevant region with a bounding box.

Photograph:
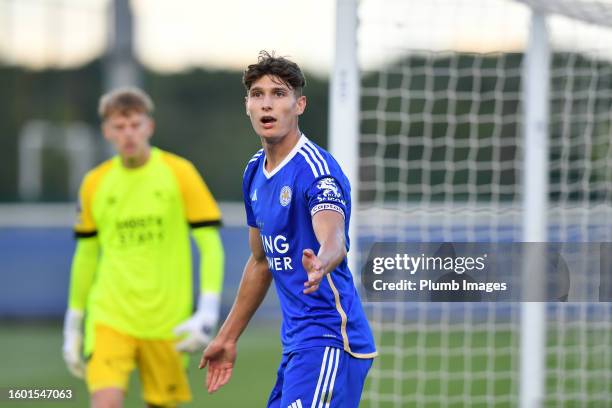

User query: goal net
[356,0,612,406]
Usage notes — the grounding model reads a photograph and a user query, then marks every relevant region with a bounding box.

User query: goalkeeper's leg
[87,324,135,407]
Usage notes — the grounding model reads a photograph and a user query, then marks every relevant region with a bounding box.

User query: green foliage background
[0,60,329,201]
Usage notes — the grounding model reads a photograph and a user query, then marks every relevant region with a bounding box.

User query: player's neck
[121,145,151,169]
[262,129,301,172]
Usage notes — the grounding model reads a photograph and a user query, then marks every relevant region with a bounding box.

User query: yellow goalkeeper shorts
[86,323,192,406]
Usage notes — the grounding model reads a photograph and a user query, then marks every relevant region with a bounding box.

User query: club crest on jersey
[279,186,292,207]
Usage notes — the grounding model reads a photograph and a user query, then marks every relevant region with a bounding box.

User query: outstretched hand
[198,338,237,394]
[302,249,325,294]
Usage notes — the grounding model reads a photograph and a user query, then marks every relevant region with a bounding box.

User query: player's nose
[261,94,273,110]
[121,132,135,142]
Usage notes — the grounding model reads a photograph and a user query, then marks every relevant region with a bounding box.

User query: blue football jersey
[242,135,377,358]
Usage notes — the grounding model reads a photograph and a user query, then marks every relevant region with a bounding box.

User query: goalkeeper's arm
[174,226,225,352]
[63,237,99,378]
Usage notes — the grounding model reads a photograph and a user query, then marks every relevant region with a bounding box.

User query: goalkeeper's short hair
[98,87,154,120]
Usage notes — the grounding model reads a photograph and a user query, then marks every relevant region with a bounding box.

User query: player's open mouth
[261,116,276,129]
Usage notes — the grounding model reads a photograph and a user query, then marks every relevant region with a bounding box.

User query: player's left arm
[64,236,100,378]
[168,156,225,352]
[63,172,100,378]
[303,210,347,294]
[175,225,225,352]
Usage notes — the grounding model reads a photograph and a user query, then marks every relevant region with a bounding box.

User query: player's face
[245,75,306,143]
[103,111,154,161]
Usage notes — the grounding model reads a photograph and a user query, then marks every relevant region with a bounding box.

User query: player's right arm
[67,238,100,311]
[63,237,99,378]
[63,170,102,378]
[198,226,272,394]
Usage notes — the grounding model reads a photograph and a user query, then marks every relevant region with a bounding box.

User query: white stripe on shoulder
[311,347,330,408]
[245,150,263,175]
[248,149,264,163]
[298,150,319,177]
[244,152,262,175]
[302,145,325,176]
[306,141,331,175]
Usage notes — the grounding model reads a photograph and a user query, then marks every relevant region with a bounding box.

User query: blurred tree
[0,60,329,201]
[0,60,103,201]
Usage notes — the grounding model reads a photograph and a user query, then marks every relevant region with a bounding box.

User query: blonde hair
[98,87,154,120]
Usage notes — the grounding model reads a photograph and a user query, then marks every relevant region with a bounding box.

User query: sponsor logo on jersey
[115,215,165,246]
[317,177,341,198]
[280,186,292,207]
[316,177,346,205]
[261,233,293,271]
[251,189,258,202]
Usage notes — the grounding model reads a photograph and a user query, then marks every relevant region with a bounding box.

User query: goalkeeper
[62,87,224,407]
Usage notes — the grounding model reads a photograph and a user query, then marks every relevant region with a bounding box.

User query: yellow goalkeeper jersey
[73,147,221,343]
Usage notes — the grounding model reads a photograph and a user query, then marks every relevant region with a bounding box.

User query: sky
[2,0,612,75]
[0,0,337,74]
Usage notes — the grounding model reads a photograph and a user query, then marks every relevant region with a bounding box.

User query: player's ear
[146,117,155,138]
[101,120,111,141]
[296,95,307,115]
[245,96,250,116]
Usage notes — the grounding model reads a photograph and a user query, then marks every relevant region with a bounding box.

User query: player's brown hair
[243,50,306,96]
[98,87,154,120]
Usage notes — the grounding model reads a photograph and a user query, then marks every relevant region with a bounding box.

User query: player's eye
[275,90,286,97]
[250,90,262,98]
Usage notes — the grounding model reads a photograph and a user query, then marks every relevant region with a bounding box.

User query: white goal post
[330,0,612,407]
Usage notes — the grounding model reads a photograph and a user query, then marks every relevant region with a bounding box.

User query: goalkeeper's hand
[62,309,85,379]
[174,293,220,353]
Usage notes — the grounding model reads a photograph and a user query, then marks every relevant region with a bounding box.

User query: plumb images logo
[363,243,496,301]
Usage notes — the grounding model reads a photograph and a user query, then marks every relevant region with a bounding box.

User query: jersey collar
[114,146,159,173]
[262,134,307,179]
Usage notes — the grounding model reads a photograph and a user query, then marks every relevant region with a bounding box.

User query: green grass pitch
[0,322,282,407]
[1,322,609,407]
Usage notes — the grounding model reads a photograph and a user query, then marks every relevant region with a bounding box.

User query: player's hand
[303,248,325,294]
[174,293,220,353]
[62,309,85,379]
[198,338,236,394]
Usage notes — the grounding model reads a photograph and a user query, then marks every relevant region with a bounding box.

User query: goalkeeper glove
[174,293,220,353]
[62,309,85,378]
